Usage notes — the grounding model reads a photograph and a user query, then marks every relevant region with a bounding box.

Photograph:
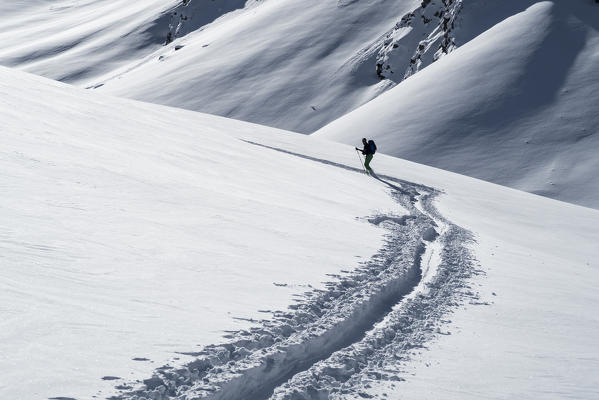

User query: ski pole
[355,149,366,173]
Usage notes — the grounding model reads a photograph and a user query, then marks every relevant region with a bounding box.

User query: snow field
[247,129,599,398]
[0,66,401,400]
[2,31,599,398]
[353,151,599,399]
[113,179,474,400]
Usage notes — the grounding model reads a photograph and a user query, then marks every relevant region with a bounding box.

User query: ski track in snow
[106,146,478,400]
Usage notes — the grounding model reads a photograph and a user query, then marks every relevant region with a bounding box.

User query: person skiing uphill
[356,138,377,173]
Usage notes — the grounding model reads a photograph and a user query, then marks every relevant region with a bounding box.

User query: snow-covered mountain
[0,0,175,83]
[2,1,599,398]
[316,1,599,209]
[1,0,516,133]
[2,65,598,400]
[0,0,262,84]
[2,0,597,209]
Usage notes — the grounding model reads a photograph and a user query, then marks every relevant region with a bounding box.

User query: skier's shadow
[368,171,406,193]
[241,139,427,199]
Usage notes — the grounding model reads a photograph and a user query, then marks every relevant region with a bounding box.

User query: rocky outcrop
[376,0,463,81]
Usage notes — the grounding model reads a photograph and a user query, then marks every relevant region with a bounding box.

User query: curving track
[110,171,477,400]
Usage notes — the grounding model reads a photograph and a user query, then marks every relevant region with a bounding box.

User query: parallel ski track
[270,194,477,399]
[109,154,477,400]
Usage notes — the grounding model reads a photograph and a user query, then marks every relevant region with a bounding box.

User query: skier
[356,138,377,173]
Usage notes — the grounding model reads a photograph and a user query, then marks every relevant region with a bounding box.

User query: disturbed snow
[109,167,478,400]
[0,66,484,400]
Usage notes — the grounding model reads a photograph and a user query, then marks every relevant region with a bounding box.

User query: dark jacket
[360,142,375,156]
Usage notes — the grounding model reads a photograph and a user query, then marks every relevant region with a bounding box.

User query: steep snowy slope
[5,0,597,210]
[2,66,598,400]
[90,0,420,132]
[2,0,502,133]
[0,0,177,83]
[0,65,399,400]
[93,0,545,134]
[0,0,255,84]
[5,0,593,145]
[316,0,599,209]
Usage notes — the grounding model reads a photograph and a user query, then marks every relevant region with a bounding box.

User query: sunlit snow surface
[316,1,599,208]
[2,0,597,210]
[0,0,420,132]
[0,66,400,399]
[0,0,179,83]
[2,66,598,400]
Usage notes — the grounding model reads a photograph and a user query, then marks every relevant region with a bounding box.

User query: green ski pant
[364,154,373,170]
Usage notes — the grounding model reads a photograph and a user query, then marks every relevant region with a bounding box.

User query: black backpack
[368,140,377,154]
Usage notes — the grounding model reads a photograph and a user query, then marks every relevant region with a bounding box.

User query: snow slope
[92,0,541,134]
[2,0,493,133]
[89,0,420,133]
[0,0,250,84]
[316,1,599,209]
[3,0,597,210]
[0,65,400,399]
[2,65,598,400]
[338,144,599,400]
[0,0,183,83]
